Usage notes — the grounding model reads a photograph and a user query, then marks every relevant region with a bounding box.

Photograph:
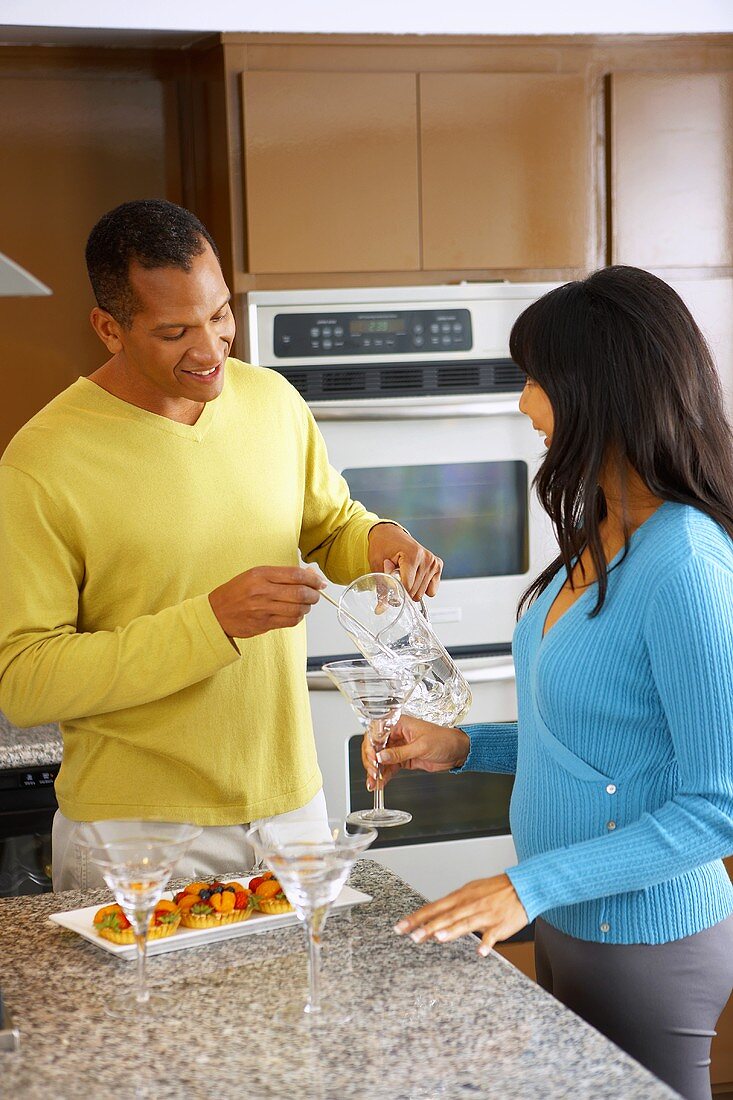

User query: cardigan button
[607,820,617,831]
[600,922,610,933]
[606,783,617,794]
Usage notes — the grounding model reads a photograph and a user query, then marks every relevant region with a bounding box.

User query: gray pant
[535,915,733,1100]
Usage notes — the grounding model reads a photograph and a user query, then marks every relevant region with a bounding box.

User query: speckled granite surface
[0,712,62,770]
[0,861,677,1100]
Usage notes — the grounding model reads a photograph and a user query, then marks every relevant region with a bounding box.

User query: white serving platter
[48,885,372,962]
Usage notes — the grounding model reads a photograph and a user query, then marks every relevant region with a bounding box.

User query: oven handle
[306,657,515,691]
[310,398,520,422]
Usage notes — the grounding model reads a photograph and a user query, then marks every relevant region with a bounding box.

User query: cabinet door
[610,72,733,268]
[241,71,420,274]
[420,73,592,271]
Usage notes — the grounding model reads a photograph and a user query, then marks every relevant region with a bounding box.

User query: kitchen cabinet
[610,72,733,268]
[238,69,593,276]
[419,72,593,271]
[240,71,420,274]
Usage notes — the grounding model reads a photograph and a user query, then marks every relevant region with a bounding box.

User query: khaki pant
[51,788,328,892]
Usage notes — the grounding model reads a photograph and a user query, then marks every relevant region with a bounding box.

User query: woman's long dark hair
[511,265,733,616]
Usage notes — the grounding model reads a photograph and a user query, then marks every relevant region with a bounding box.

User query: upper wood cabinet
[240,71,420,274]
[610,72,733,268]
[419,73,592,271]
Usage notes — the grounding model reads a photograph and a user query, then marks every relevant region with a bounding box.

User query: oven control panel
[0,765,59,790]
[273,309,472,358]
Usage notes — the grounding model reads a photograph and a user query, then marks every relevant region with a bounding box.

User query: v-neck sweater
[460,502,733,944]
[0,360,378,823]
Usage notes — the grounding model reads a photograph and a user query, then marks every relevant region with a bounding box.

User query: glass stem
[305,907,326,1014]
[134,931,150,1005]
[371,717,388,815]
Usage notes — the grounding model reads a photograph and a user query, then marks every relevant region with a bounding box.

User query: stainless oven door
[305,393,554,658]
[308,652,519,899]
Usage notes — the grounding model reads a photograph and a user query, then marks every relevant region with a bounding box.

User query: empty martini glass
[84,819,201,1019]
[246,816,376,1025]
[322,658,426,828]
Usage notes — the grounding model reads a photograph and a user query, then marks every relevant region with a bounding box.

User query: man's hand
[367,523,443,600]
[209,566,325,640]
[393,875,529,956]
[362,715,470,791]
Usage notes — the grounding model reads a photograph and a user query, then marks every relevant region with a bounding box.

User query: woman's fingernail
[434,930,449,942]
[478,945,491,957]
[376,751,389,764]
[393,920,408,934]
[410,929,426,943]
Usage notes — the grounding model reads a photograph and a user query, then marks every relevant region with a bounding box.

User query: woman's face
[519,377,554,448]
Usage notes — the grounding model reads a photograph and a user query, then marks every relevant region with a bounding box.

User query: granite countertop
[0,712,62,770]
[0,861,677,1100]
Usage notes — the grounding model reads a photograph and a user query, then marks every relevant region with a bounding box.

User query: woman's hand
[394,875,529,956]
[361,715,470,792]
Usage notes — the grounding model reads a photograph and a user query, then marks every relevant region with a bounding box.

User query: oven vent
[322,369,366,393]
[492,360,526,390]
[436,364,481,390]
[282,370,309,397]
[380,368,423,392]
[275,358,524,401]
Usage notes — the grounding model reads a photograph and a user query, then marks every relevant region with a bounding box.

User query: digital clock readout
[349,318,406,335]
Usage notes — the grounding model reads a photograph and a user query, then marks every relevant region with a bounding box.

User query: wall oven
[247,284,557,901]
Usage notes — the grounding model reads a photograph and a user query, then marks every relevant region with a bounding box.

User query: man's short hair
[85,199,220,328]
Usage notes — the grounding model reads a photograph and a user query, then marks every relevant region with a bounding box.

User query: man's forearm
[0,594,238,727]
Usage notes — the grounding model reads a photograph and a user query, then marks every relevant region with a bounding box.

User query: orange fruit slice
[177,894,200,912]
[184,881,210,896]
[255,879,282,899]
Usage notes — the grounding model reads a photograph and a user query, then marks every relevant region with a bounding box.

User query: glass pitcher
[336,572,472,726]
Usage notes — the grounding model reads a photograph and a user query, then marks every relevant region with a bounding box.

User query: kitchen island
[0,861,677,1100]
[0,711,61,770]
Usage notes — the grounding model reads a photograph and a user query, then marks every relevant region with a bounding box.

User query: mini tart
[180,905,219,929]
[94,904,181,943]
[99,920,182,944]
[97,926,135,945]
[256,896,293,915]
[149,916,181,939]
[253,878,293,915]
[215,908,253,925]
[177,880,254,927]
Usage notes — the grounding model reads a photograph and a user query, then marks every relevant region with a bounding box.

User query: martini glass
[246,816,375,1025]
[84,820,201,1019]
[322,658,423,828]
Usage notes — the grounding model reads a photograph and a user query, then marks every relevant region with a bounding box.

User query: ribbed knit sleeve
[296,398,379,584]
[0,465,240,727]
[507,554,733,923]
[453,722,518,775]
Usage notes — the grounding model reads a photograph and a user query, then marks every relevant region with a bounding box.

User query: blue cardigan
[460,502,733,944]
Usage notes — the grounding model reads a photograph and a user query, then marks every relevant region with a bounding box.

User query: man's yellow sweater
[0,359,377,823]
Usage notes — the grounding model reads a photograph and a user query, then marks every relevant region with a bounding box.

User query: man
[0,199,442,888]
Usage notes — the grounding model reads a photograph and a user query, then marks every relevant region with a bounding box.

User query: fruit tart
[93,899,181,944]
[174,880,254,928]
[250,873,293,915]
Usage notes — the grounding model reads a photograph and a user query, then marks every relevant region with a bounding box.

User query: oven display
[349,318,406,335]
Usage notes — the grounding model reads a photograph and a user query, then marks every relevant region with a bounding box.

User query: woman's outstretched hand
[393,875,529,956]
[361,715,470,792]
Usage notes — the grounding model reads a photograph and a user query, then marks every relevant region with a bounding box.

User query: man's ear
[90,307,125,353]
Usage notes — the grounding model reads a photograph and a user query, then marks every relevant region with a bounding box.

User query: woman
[364,266,733,1100]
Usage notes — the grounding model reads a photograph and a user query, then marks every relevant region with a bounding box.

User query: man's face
[114,242,236,408]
